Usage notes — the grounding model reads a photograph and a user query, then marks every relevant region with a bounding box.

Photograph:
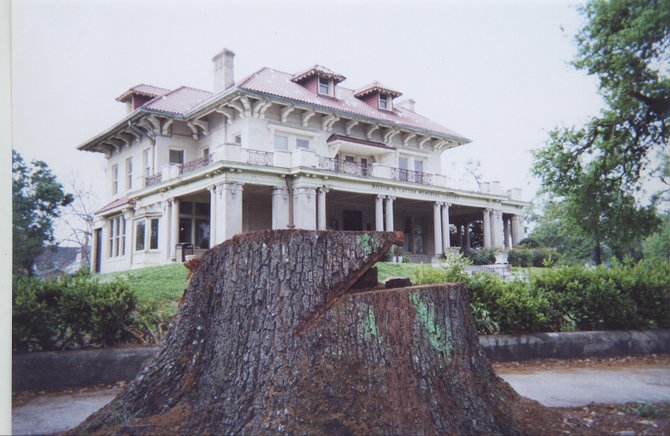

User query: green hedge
[13,272,138,352]
[508,247,559,267]
[420,260,670,334]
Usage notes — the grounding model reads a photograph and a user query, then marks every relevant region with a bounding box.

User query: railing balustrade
[242,149,273,166]
[145,173,162,186]
[179,154,213,175]
[320,157,370,176]
[391,167,433,185]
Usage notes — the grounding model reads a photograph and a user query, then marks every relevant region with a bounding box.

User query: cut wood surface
[76,230,561,435]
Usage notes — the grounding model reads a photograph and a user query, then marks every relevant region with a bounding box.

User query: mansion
[80,49,527,273]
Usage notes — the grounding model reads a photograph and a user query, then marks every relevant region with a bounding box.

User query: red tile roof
[354,81,402,98]
[291,65,346,84]
[143,86,213,115]
[116,84,171,102]
[239,68,468,141]
[95,197,132,214]
[327,134,395,150]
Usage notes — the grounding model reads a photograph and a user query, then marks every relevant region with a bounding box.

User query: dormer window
[354,81,402,111]
[379,94,389,110]
[291,65,345,97]
[318,77,333,96]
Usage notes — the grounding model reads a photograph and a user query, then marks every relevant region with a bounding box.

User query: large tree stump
[77,230,557,435]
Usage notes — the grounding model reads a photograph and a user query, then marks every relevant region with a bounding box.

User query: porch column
[482,209,492,248]
[217,182,244,241]
[457,224,463,248]
[433,202,443,256]
[272,187,290,229]
[384,196,395,231]
[494,210,505,249]
[375,195,384,231]
[441,202,450,249]
[161,201,171,260]
[464,222,471,250]
[208,185,217,245]
[505,217,513,249]
[170,198,179,260]
[293,186,317,230]
[124,208,134,269]
[317,187,328,230]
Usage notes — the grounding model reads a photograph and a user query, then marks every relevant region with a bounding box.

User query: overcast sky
[12,0,605,233]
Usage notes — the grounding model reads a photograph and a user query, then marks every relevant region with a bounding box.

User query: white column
[317,187,328,230]
[441,203,450,250]
[457,224,463,248]
[292,186,317,230]
[464,222,471,250]
[505,217,513,249]
[433,202,443,256]
[375,195,385,231]
[219,182,244,241]
[385,196,395,231]
[170,198,179,259]
[494,210,505,249]
[208,185,217,246]
[124,209,134,269]
[482,209,491,248]
[272,187,290,229]
[161,201,170,260]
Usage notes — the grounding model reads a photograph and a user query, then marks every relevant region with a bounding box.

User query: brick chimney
[212,48,235,93]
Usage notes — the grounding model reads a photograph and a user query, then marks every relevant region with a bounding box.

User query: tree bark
[76,229,555,435]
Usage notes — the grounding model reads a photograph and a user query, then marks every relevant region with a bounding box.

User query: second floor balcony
[143,143,442,191]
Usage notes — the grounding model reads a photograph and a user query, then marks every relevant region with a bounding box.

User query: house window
[126,157,133,190]
[274,134,288,151]
[415,159,424,173]
[398,156,409,181]
[379,94,389,110]
[143,149,151,177]
[179,201,210,249]
[121,217,126,256]
[318,77,332,96]
[112,164,119,195]
[150,218,159,250]
[234,134,242,145]
[203,147,209,158]
[135,220,146,251]
[296,137,310,150]
[108,215,125,258]
[169,149,184,164]
[108,219,114,257]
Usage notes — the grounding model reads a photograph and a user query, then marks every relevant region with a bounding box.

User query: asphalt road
[12,366,670,435]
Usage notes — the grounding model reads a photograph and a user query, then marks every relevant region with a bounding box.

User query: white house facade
[79,49,527,273]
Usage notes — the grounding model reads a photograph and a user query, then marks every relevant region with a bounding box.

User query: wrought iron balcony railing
[145,173,162,186]
[242,149,273,166]
[179,154,213,176]
[391,168,433,185]
[320,157,370,176]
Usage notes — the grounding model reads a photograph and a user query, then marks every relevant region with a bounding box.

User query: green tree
[533,0,668,264]
[13,150,73,275]
[643,212,670,260]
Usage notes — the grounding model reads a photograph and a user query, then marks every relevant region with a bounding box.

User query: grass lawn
[99,263,189,316]
[98,261,421,316]
[375,262,423,282]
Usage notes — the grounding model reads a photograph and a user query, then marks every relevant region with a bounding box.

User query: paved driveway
[12,366,670,435]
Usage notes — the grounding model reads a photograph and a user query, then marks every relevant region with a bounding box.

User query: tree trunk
[76,230,556,435]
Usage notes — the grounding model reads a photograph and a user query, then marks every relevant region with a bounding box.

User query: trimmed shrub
[13,274,137,352]
[508,247,559,267]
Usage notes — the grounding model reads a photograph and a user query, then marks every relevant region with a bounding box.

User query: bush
[508,247,559,267]
[13,274,138,352]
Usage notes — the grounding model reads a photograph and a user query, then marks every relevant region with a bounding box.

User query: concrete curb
[13,330,670,391]
[479,329,670,362]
